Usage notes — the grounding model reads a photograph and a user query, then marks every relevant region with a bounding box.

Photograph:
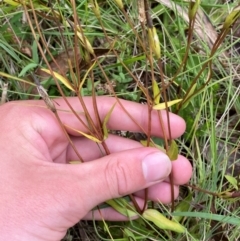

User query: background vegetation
[0,0,240,240]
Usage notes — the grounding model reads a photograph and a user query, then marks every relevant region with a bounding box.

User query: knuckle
[104,157,129,197]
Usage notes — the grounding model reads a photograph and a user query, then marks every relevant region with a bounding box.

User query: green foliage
[166,140,179,161]
[1,0,240,240]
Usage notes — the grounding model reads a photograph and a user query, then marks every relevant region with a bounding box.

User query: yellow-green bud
[143,209,185,233]
[148,27,161,59]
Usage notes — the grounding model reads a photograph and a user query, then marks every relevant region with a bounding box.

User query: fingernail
[142,152,171,183]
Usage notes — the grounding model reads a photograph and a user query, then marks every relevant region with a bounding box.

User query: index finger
[54,96,185,139]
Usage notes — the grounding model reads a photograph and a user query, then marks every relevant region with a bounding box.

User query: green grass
[0,0,240,240]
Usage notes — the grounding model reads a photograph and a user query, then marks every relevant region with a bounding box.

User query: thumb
[67,147,171,211]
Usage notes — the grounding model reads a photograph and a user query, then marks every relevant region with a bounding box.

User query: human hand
[0,97,192,241]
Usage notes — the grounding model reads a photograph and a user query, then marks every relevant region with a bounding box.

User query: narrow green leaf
[0,72,35,86]
[123,228,136,241]
[143,209,185,233]
[174,190,192,222]
[172,212,240,225]
[166,140,178,161]
[152,79,160,104]
[103,103,116,140]
[32,37,39,64]
[225,175,238,190]
[180,83,197,109]
[18,63,38,77]
[105,198,137,218]
[0,41,21,63]
[153,99,182,110]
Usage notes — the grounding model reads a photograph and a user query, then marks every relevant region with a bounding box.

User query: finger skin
[67,136,192,206]
[8,96,186,138]
[67,136,192,185]
[6,97,186,164]
[64,147,172,210]
[134,183,180,203]
[66,134,143,162]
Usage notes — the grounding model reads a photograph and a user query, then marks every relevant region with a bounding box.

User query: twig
[0,81,8,105]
